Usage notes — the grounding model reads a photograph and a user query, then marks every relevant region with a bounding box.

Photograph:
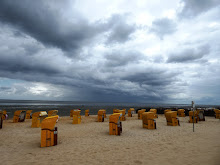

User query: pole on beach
[192,101,195,132]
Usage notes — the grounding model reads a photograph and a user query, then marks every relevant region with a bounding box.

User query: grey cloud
[179,0,220,17]
[150,18,177,39]
[167,45,210,63]
[105,14,136,44]
[0,1,137,56]
[104,50,144,67]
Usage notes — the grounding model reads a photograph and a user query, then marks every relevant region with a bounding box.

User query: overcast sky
[0,0,220,104]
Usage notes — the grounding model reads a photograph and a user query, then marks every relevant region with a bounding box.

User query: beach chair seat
[26,110,33,119]
[48,110,58,117]
[165,111,180,126]
[72,110,81,124]
[0,111,3,129]
[197,110,205,121]
[138,109,146,119]
[109,113,122,135]
[41,115,59,147]
[85,109,89,116]
[31,111,48,127]
[13,110,26,123]
[149,109,158,118]
[177,109,185,117]
[214,109,220,119]
[98,110,105,122]
[188,111,199,123]
[142,112,156,129]
[128,108,135,117]
[70,109,80,117]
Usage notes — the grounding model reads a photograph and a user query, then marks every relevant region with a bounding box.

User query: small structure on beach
[214,109,220,119]
[142,112,156,129]
[48,110,58,117]
[72,109,81,124]
[41,115,58,148]
[1,110,8,120]
[25,110,33,119]
[0,111,3,129]
[97,109,106,122]
[13,110,26,123]
[149,109,158,118]
[189,111,199,123]
[85,109,89,116]
[177,109,185,117]
[197,109,205,121]
[109,113,122,135]
[165,111,180,126]
[164,109,172,115]
[138,109,146,119]
[32,111,48,127]
[128,108,135,117]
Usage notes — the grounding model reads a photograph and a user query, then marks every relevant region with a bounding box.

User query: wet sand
[0,114,220,165]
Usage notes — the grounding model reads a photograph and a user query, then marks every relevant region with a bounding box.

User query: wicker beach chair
[142,112,156,129]
[48,110,58,117]
[72,109,81,124]
[138,109,146,119]
[128,108,135,117]
[165,111,180,126]
[13,110,26,123]
[0,111,3,129]
[214,109,220,119]
[97,109,105,122]
[85,109,89,116]
[109,113,122,135]
[197,110,205,121]
[177,109,185,117]
[188,111,199,123]
[149,109,158,118]
[26,110,33,119]
[41,115,59,147]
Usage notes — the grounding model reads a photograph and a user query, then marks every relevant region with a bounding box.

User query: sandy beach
[0,114,220,165]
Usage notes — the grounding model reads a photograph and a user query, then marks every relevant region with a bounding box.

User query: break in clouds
[0,0,220,104]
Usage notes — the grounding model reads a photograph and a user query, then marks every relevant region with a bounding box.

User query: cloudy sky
[0,0,220,104]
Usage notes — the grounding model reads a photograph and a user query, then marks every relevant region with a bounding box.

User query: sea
[0,100,219,118]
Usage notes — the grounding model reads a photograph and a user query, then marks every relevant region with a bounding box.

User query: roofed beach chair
[128,108,135,117]
[109,113,122,135]
[138,109,146,120]
[2,110,8,120]
[97,109,105,122]
[142,112,156,129]
[72,109,81,124]
[85,109,89,116]
[164,109,171,115]
[0,111,3,129]
[214,109,220,119]
[197,109,205,121]
[188,111,199,123]
[165,111,180,126]
[70,109,80,117]
[149,109,158,118]
[13,110,26,123]
[48,110,58,117]
[31,111,48,128]
[119,109,126,121]
[26,110,33,119]
[177,109,185,117]
[41,115,59,147]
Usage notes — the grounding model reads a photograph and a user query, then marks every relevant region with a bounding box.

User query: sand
[0,114,220,165]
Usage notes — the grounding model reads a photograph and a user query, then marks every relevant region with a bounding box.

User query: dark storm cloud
[104,50,144,67]
[105,14,136,44]
[122,70,179,86]
[0,1,136,56]
[179,0,220,17]
[167,45,210,63]
[150,18,177,39]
